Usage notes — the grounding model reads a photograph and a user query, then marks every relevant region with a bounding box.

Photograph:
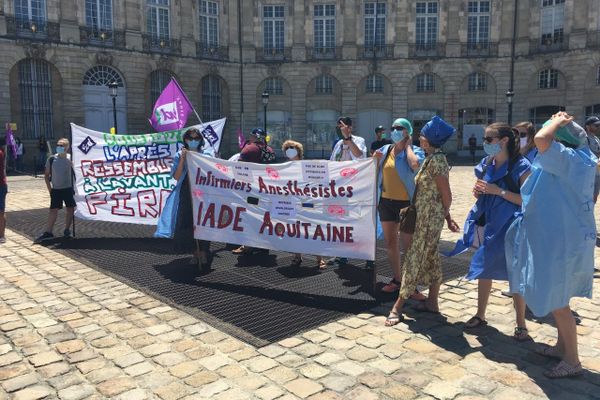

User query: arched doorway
[82,65,127,133]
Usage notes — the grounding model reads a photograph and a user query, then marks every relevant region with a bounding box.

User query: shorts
[378,197,410,223]
[50,188,76,210]
[0,184,7,212]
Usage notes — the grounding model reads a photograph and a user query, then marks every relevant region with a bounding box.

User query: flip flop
[413,301,440,314]
[384,311,404,327]
[464,316,488,329]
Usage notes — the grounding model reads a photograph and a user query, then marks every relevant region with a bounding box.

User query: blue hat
[421,116,455,147]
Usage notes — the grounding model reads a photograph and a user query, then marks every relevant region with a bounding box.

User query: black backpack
[259,144,276,164]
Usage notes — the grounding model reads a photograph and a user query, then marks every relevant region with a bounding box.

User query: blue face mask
[391,129,405,143]
[56,146,65,154]
[483,142,502,156]
[187,140,201,150]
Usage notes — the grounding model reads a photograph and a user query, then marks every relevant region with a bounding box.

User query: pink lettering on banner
[327,205,346,217]
[215,163,229,174]
[86,192,108,214]
[266,167,280,179]
[340,168,358,178]
[137,189,158,218]
[110,188,135,216]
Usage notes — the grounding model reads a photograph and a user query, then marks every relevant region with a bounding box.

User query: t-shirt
[239,142,274,164]
[586,133,600,157]
[381,151,409,200]
[0,148,6,185]
[370,139,392,153]
[46,155,73,189]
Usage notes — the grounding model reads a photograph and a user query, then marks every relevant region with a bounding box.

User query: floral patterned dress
[399,151,449,300]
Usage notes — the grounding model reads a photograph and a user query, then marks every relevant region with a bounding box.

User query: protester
[14,137,24,172]
[448,123,532,339]
[34,138,75,243]
[232,128,275,255]
[0,135,7,244]
[370,125,392,156]
[155,128,213,269]
[327,116,368,267]
[584,116,600,203]
[282,139,327,269]
[385,116,460,326]
[37,136,48,172]
[373,118,425,294]
[468,134,477,163]
[515,121,537,163]
[506,112,596,378]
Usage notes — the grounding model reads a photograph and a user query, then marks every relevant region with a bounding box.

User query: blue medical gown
[447,156,531,280]
[505,142,596,317]
[375,144,425,239]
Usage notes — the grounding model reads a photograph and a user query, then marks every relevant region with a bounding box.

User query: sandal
[381,279,401,293]
[409,290,427,301]
[231,245,246,254]
[413,301,440,314]
[543,360,583,379]
[291,255,303,267]
[534,343,562,360]
[384,311,404,327]
[464,316,488,330]
[318,259,327,270]
[513,327,532,342]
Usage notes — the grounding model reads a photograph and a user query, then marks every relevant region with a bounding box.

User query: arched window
[265,77,283,95]
[315,75,333,94]
[18,59,53,139]
[538,69,558,89]
[468,72,487,91]
[82,65,123,87]
[150,69,172,106]
[365,74,383,93]
[416,73,435,92]
[201,75,221,121]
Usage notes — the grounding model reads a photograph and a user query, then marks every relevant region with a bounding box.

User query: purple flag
[237,127,246,149]
[148,78,194,132]
[5,123,17,158]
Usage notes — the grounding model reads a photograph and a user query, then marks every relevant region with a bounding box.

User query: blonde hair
[57,138,70,147]
[281,140,304,159]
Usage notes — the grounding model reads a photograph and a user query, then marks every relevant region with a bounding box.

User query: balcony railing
[359,44,394,59]
[587,30,600,48]
[196,43,229,61]
[461,41,499,57]
[5,16,60,42]
[409,42,445,58]
[142,34,181,55]
[307,46,340,60]
[79,27,125,48]
[256,47,291,62]
[529,36,569,54]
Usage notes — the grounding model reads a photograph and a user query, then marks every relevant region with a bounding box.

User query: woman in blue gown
[506,112,596,378]
[448,123,531,339]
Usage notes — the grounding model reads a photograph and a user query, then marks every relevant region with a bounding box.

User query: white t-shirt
[330,136,367,161]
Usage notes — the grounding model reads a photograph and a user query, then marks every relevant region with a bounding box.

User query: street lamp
[108,81,118,134]
[261,91,269,134]
[506,90,514,126]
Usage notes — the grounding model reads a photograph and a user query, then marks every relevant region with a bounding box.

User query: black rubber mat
[7,208,470,346]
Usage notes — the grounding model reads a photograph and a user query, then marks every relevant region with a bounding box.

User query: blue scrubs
[524,148,538,163]
[447,156,530,280]
[505,142,596,317]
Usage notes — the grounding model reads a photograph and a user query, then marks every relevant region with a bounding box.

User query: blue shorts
[0,184,7,212]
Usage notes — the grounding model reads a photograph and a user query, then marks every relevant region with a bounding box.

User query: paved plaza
[0,167,599,400]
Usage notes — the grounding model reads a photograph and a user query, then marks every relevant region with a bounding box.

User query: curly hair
[281,139,304,160]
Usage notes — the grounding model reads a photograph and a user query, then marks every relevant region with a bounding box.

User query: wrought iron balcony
[79,27,126,48]
[529,36,569,54]
[142,34,181,55]
[409,42,445,58]
[5,16,60,42]
[256,47,291,62]
[359,44,394,59]
[307,46,340,60]
[587,30,600,48]
[461,41,499,57]
[196,43,229,60]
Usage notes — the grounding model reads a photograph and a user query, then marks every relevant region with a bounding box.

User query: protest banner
[186,154,377,260]
[71,118,226,225]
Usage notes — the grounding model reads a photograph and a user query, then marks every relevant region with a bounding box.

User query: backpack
[259,144,276,164]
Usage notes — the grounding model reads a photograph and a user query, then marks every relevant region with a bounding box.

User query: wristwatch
[500,190,507,197]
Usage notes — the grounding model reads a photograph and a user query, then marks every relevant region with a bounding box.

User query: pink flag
[5,123,17,158]
[148,78,194,132]
[237,127,246,149]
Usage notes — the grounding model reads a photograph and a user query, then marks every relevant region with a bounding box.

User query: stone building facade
[0,0,599,161]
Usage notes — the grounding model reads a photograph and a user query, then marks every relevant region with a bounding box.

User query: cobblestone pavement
[0,169,599,400]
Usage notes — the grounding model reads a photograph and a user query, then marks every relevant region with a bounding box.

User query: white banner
[71,119,226,224]
[186,155,377,260]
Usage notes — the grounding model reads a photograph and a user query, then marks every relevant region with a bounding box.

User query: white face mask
[519,137,528,148]
[285,148,298,159]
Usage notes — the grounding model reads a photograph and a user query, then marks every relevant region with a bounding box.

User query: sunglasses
[391,126,405,131]
[483,136,499,144]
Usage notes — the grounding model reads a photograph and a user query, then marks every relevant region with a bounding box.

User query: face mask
[285,148,298,159]
[391,129,404,143]
[483,142,502,156]
[187,140,201,150]
[519,137,528,148]
[56,146,65,154]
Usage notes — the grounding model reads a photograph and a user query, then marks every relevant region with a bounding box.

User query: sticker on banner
[271,199,297,219]
[302,161,329,183]
[326,205,347,218]
[233,164,254,182]
[265,167,280,179]
[339,167,359,181]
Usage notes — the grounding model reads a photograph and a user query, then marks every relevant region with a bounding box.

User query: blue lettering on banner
[103,143,176,161]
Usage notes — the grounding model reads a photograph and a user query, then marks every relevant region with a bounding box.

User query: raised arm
[535,112,573,154]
